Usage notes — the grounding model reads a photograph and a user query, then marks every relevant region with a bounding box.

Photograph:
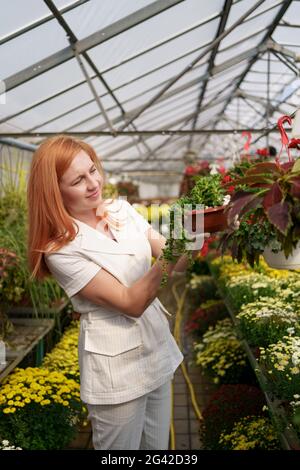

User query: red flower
[256,148,269,157]
[222,175,232,184]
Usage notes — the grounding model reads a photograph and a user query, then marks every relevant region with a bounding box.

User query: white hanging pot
[263,242,300,270]
[292,109,300,139]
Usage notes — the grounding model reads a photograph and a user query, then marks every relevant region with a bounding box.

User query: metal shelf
[208,267,300,450]
[0,318,55,382]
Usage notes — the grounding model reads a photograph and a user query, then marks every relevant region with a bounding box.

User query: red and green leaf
[266,201,291,235]
[290,177,300,199]
[262,182,283,211]
[227,192,261,223]
[246,162,282,176]
[234,175,274,186]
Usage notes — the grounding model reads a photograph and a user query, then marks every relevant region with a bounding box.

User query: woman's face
[59,150,103,217]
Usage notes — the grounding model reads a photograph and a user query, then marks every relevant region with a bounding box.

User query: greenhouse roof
[0,0,300,180]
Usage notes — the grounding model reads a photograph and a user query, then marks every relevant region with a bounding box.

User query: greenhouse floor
[67,274,215,450]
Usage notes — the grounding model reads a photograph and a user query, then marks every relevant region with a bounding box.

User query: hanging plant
[220,115,300,268]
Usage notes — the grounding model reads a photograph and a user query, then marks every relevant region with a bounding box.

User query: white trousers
[86,380,172,450]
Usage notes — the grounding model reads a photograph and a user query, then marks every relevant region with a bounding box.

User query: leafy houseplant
[220,150,300,267]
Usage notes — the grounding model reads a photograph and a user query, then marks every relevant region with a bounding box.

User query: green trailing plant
[161,175,227,283]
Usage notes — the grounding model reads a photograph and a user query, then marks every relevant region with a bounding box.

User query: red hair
[27,134,107,281]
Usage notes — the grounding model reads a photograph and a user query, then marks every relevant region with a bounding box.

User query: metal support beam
[0,128,281,139]
[266,50,271,147]
[65,45,262,134]
[0,138,36,152]
[187,0,233,151]
[72,46,115,133]
[201,0,294,153]
[4,0,184,92]
[117,0,266,132]
[43,0,152,157]
[1,14,222,125]
[271,50,299,75]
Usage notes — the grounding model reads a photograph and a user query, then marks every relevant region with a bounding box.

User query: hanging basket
[263,242,300,270]
[186,205,228,233]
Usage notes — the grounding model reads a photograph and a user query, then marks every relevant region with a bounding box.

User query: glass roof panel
[59,0,155,40]
[1,0,51,37]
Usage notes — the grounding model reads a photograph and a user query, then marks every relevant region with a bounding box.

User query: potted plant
[220,114,300,269]
[221,156,300,268]
[160,174,231,283]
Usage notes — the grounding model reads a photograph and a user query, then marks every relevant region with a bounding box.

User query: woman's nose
[86,173,99,188]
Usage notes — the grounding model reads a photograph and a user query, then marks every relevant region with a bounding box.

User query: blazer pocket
[84,323,142,356]
[83,318,143,391]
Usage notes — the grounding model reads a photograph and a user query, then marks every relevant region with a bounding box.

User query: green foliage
[222,158,300,264]
[220,210,277,267]
[161,175,226,283]
[0,186,64,319]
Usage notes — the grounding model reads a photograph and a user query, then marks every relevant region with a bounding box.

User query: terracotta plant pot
[263,242,300,270]
[186,205,228,233]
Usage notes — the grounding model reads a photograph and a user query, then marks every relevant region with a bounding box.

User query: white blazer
[45,199,183,404]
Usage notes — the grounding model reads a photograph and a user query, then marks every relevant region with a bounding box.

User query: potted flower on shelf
[161,173,231,283]
[220,115,300,269]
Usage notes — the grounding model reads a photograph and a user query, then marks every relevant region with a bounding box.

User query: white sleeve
[45,251,101,298]
[123,200,151,233]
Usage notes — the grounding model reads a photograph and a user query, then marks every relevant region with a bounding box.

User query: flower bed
[42,321,80,382]
[185,299,227,336]
[193,319,252,384]
[237,299,300,347]
[219,415,280,450]
[0,367,82,449]
[200,384,266,449]
[260,336,300,401]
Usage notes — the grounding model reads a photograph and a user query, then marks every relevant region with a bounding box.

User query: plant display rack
[0,318,54,382]
[208,265,300,451]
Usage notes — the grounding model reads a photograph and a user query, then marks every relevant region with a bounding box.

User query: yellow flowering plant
[194,319,251,384]
[218,415,280,450]
[237,298,300,347]
[260,336,300,401]
[42,321,80,382]
[0,367,82,449]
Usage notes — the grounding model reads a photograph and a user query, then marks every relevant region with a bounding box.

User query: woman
[27,135,200,450]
